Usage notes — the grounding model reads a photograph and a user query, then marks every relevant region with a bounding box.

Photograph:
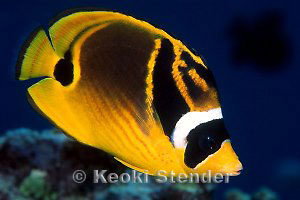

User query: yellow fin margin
[114,157,154,175]
[16,28,60,80]
[48,10,177,57]
[49,11,124,57]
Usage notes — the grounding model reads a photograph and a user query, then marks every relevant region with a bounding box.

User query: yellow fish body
[16,10,242,176]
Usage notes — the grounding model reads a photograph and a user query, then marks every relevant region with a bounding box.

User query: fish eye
[183,119,230,168]
[199,135,218,153]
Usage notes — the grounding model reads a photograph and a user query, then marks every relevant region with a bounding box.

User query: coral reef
[0,128,279,200]
[225,189,251,200]
[225,187,278,200]
[19,169,57,200]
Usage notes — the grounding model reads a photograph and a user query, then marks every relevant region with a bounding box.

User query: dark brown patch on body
[78,21,155,132]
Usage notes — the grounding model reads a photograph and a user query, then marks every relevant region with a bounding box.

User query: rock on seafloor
[225,187,279,200]
[0,128,215,200]
[0,128,278,200]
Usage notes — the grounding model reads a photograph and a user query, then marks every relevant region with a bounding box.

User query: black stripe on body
[152,39,189,137]
[180,51,217,88]
[178,66,202,101]
[178,51,218,104]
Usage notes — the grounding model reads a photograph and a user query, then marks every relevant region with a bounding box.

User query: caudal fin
[16,27,60,80]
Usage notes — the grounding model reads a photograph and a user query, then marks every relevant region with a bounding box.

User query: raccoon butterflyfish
[16,10,242,177]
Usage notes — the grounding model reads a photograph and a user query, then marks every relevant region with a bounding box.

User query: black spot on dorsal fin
[54,51,74,86]
[152,39,189,137]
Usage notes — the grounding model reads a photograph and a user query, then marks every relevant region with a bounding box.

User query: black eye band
[184,119,230,168]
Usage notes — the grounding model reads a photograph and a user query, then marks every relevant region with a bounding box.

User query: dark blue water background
[1,0,299,199]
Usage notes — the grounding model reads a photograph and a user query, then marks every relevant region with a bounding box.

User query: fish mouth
[228,165,243,176]
[230,170,242,176]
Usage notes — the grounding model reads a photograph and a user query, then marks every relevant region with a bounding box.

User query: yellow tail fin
[16,27,61,80]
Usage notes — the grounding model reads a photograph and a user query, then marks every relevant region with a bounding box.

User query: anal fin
[114,157,154,175]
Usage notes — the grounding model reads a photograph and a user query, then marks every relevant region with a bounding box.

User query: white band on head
[171,108,223,148]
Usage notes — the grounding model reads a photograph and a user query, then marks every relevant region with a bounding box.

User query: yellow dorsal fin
[48,10,176,57]
[16,28,60,80]
[49,11,126,57]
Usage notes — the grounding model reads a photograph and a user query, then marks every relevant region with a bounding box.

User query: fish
[16,10,242,176]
